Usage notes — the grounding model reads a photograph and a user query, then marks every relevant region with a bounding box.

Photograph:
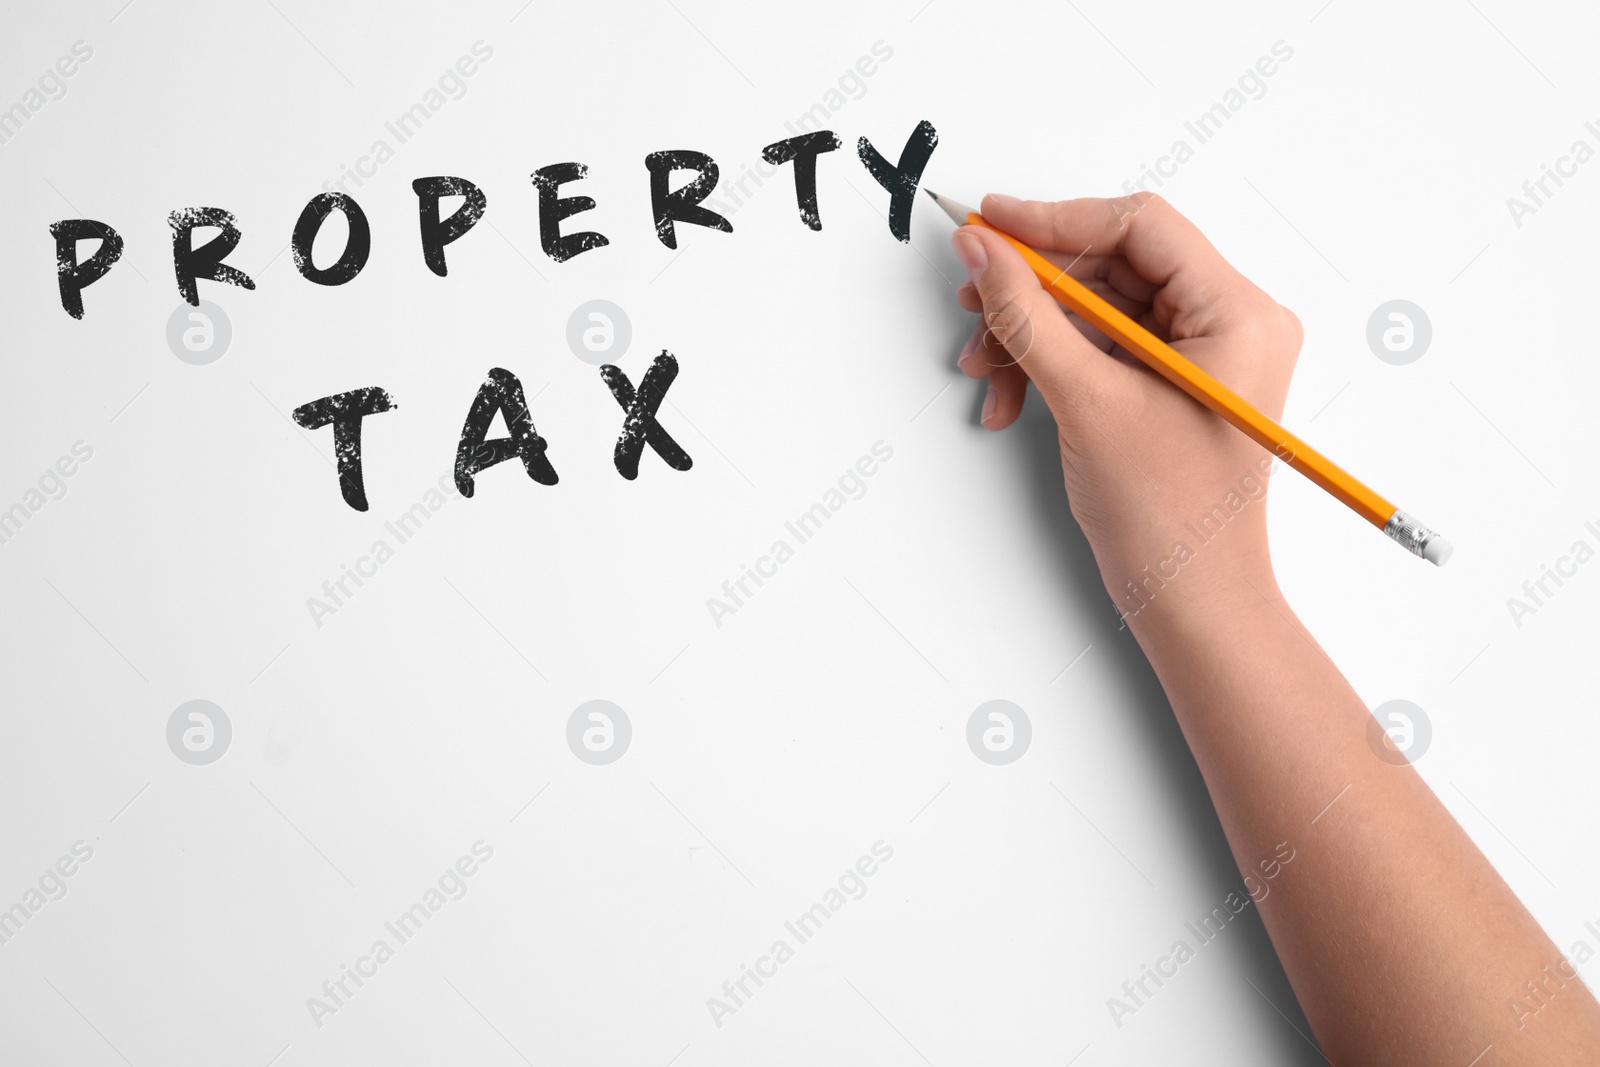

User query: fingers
[956,321,999,374]
[979,192,1220,280]
[1100,256,1159,303]
[951,226,1128,405]
[978,192,1262,333]
[981,363,1027,429]
[958,271,1148,325]
[964,249,1156,306]
[951,323,1027,430]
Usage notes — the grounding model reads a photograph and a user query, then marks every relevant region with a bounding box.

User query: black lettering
[169,207,256,305]
[857,119,939,242]
[530,162,609,262]
[599,353,693,480]
[454,367,557,496]
[761,132,841,231]
[644,150,732,250]
[292,192,372,286]
[292,387,397,512]
[412,176,487,277]
[49,219,123,319]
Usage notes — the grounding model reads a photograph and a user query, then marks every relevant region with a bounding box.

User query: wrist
[1100,532,1281,645]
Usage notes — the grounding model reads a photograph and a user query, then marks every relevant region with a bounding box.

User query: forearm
[1120,554,1600,1065]
[951,189,1600,1059]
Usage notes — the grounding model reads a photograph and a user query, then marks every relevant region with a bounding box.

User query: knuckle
[1277,304,1304,345]
[1105,191,1171,236]
[1245,292,1302,342]
[1127,190,1166,213]
[1216,283,1298,341]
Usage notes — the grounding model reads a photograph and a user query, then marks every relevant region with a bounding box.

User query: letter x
[599,353,693,480]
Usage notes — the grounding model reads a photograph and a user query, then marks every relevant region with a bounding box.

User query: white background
[1,1,1597,1064]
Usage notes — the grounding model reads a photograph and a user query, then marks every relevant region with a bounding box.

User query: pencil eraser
[1422,536,1454,567]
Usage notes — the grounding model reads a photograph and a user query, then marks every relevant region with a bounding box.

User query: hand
[951,193,1303,619]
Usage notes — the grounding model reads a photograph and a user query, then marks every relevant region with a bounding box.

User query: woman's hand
[952,193,1600,1065]
[951,192,1302,615]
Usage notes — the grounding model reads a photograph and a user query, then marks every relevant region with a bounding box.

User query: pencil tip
[926,191,977,227]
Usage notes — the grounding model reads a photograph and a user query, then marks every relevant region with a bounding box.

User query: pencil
[926,190,1452,567]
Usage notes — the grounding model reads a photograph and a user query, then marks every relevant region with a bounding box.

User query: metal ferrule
[1383,509,1436,558]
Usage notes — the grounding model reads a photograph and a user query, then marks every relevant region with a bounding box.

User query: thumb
[952,226,1121,408]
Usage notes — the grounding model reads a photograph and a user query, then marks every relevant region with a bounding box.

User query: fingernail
[952,231,987,278]
[957,329,981,372]
[986,193,1021,207]
[981,380,998,425]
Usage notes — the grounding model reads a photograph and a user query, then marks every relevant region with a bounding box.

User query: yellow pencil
[927,191,1452,566]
